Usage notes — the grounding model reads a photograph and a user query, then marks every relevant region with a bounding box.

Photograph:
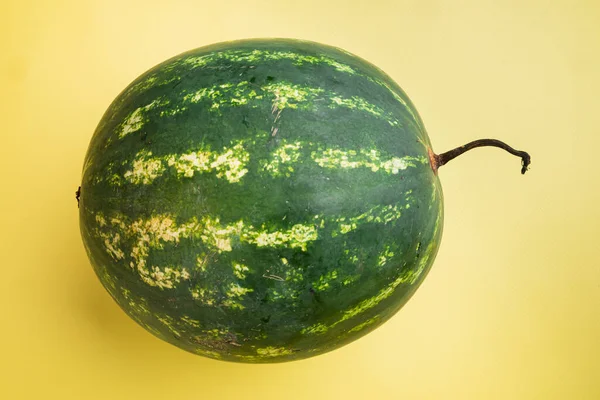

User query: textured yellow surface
[2,0,599,398]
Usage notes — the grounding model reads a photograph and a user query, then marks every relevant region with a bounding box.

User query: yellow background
[2,0,599,398]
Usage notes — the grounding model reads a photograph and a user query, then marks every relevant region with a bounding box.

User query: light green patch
[338,223,356,234]
[344,248,360,264]
[222,299,245,310]
[312,147,423,174]
[244,223,318,251]
[199,218,245,253]
[301,322,329,335]
[95,212,107,227]
[346,315,380,334]
[109,215,127,231]
[190,286,218,306]
[124,150,166,185]
[156,314,182,338]
[183,81,263,110]
[263,82,324,110]
[380,157,416,174]
[260,140,302,177]
[231,354,261,362]
[180,316,201,328]
[377,245,395,267]
[146,266,191,290]
[121,215,200,288]
[327,60,355,74]
[160,105,188,117]
[232,262,250,279]
[203,328,233,339]
[121,288,151,317]
[330,203,404,237]
[266,288,285,301]
[181,54,212,68]
[342,275,360,286]
[208,142,250,183]
[193,348,222,359]
[223,283,253,310]
[133,215,197,246]
[128,76,157,95]
[284,264,304,284]
[167,148,217,178]
[329,95,384,117]
[107,173,123,187]
[126,74,180,98]
[95,229,125,260]
[339,275,404,322]
[119,141,250,185]
[312,270,339,291]
[265,271,303,300]
[256,346,294,357]
[118,99,164,139]
[181,49,359,76]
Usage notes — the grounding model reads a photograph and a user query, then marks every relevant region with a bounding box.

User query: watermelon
[78,38,529,363]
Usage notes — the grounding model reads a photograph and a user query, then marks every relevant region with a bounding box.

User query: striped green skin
[79,39,443,363]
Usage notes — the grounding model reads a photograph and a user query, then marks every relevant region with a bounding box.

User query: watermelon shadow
[67,253,212,367]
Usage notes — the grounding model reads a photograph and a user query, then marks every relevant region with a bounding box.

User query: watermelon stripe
[106,138,425,187]
[92,194,414,288]
[346,315,380,334]
[122,140,250,185]
[95,198,411,250]
[120,48,363,104]
[178,49,423,130]
[301,236,439,336]
[181,49,361,75]
[120,48,423,131]
[306,208,441,336]
[116,80,399,142]
[118,99,166,139]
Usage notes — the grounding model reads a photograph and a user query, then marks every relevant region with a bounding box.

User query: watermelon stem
[431,139,531,174]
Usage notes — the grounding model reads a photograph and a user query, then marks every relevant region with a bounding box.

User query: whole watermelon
[79,38,444,363]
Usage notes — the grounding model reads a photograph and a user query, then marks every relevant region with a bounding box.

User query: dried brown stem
[431,139,531,174]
